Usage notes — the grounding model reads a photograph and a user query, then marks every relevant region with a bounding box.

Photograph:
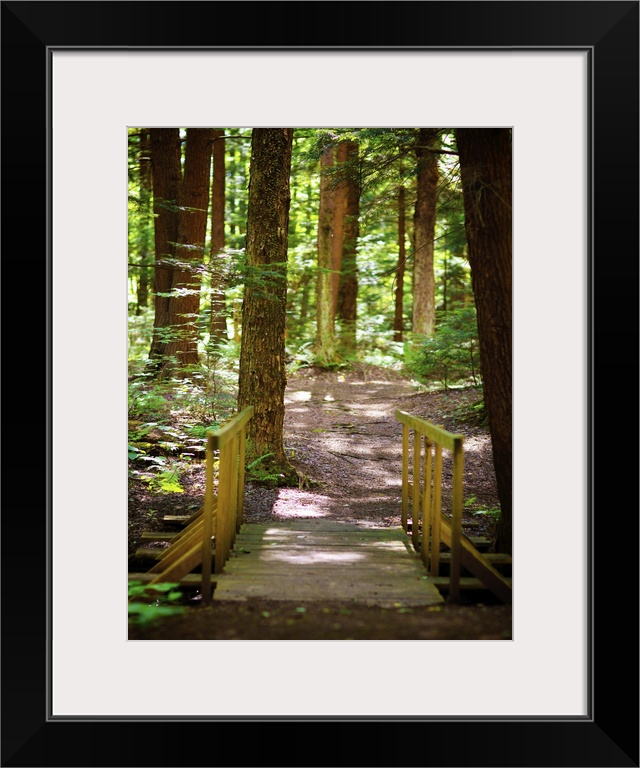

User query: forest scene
[127,127,512,640]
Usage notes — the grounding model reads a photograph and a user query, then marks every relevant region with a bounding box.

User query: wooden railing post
[208,406,255,576]
[401,423,409,533]
[229,433,240,549]
[448,438,464,603]
[237,425,248,530]
[201,433,216,603]
[430,444,443,577]
[215,442,231,573]
[411,431,421,550]
[421,438,433,567]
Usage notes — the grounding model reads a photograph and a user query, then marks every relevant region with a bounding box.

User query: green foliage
[453,397,488,426]
[407,307,481,390]
[472,507,501,523]
[464,495,501,523]
[128,381,172,421]
[148,467,184,494]
[245,452,282,487]
[129,454,185,494]
[128,581,186,626]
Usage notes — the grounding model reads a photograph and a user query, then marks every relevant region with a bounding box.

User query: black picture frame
[2,2,638,766]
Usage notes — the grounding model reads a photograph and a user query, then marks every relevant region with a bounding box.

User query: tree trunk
[456,128,512,555]
[315,147,337,366]
[209,129,228,350]
[393,185,407,342]
[331,141,348,316]
[337,139,360,354]
[237,128,296,482]
[162,128,213,378]
[412,129,440,338]
[136,129,152,315]
[148,128,181,366]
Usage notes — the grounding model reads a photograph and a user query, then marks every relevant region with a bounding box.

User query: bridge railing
[200,406,255,599]
[136,406,255,603]
[395,409,465,602]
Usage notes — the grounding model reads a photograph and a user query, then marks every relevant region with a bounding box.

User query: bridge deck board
[213,520,444,607]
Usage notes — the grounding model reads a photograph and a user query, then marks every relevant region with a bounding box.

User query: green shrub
[128,581,186,625]
[408,307,481,389]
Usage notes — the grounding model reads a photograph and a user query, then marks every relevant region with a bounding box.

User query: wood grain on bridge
[212,519,444,607]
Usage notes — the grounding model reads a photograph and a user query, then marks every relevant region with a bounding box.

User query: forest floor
[128,364,512,641]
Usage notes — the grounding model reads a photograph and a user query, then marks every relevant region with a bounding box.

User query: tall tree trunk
[315,147,337,366]
[393,185,407,342]
[456,128,512,555]
[337,139,360,354]
[412,128,440,338]
[148,128,181,366]
[237,128,296,482]
[136,129,152,315]
[331,141,348,316]
[162,128,213,378]
[209,129,228,350]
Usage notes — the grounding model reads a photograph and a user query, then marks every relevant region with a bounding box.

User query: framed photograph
[3,1,637,766]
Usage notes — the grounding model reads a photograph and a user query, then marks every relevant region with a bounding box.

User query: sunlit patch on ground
[271,488,335,518]
[285,390,312,402]
[258,549,368,564]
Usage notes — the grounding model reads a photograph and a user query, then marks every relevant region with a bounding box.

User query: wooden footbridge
[129,407,512,607]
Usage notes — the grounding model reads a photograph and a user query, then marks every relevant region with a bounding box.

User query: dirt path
[243,364,499,540]
[243,365,418,525]
[129,365,511,640]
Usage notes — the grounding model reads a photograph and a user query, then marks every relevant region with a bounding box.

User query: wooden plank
[438,552,512,566]
[163,505,204,527]
[133,547,166,560]
[147,541,210,586]
[432,576,512,591]
[146,518,206,573]
[139,532,179,542]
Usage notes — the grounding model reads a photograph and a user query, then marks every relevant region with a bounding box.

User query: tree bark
[412,129,440,338]
[148,128,181,366]
[393,185,407,342]
[337,139,360,354]
[331,141,348,316]
[162,128,213,377]
[136,129,152,315]
[237,128,296,482]
[209,129,228,350]
[456,128,512,554]
[315,147,337,366]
